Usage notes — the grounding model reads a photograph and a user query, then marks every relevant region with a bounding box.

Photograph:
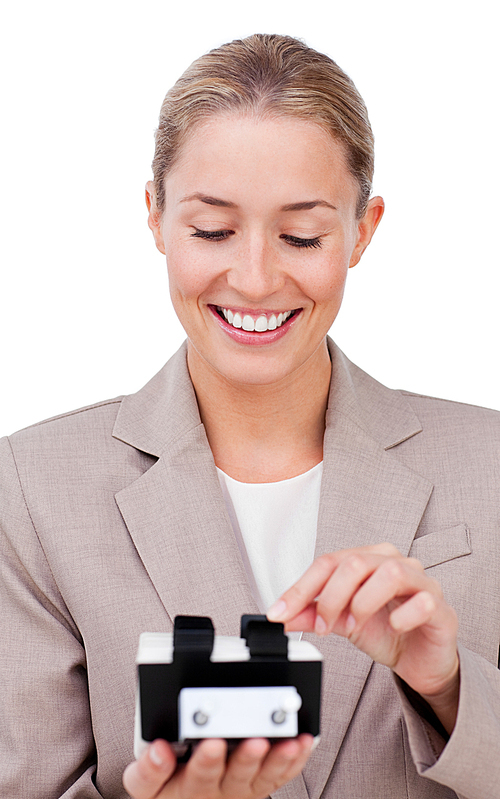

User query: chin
[215,353,312,389]
[187,333,328,391]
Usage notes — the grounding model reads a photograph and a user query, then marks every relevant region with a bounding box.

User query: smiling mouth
[215,306,299,332]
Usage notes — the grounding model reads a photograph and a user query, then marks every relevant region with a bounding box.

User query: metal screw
[193,711,209,726]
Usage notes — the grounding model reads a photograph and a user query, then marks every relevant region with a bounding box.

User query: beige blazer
[1,340,499,799]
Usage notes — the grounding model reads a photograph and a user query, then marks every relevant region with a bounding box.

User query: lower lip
[208,305,302,346]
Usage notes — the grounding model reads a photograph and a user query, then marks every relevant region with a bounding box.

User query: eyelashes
[281,234,322,250]
[190,229,323,249]
[191,229,231,242]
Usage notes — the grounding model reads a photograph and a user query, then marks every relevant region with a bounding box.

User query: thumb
[123,740,177,799]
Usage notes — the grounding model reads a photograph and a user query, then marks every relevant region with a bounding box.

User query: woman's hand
[267,543,460,734]
[123,734,314,799]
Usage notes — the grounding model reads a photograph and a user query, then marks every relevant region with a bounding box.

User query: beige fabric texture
[1,339,499,799]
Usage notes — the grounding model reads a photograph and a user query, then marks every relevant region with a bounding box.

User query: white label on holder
[179,685,301,740]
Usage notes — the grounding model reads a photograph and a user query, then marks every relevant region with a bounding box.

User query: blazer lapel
[300,344,434,798]
[113,344,259,635]
[115,426,260,635]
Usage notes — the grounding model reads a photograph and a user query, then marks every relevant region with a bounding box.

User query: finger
[179,738,227,796]
[122,740,177,799]
[220,738,270,795]
[283,604,317,632]
[266,554,339,623]
[314,550,412,635]
[267,544,401,625]
[367,542,402,558]
[276,734,315,784]
[251,735,314,797]
[389,590,440,633]
[314,552,388,635]
[347,558,437,634]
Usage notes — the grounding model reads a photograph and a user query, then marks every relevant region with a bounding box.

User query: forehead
[163,113,358,211]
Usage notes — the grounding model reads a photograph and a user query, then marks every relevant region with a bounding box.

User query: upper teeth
[218,308,294,332]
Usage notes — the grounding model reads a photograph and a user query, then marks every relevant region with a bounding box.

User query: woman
[1,34,499,799]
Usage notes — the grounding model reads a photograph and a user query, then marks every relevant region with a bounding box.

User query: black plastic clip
[240,614,288,660]
[173,615,215,662]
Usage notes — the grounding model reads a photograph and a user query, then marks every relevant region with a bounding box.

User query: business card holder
[134,614,322,760]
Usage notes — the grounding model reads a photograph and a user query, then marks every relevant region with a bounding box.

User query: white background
[1,0,498,436]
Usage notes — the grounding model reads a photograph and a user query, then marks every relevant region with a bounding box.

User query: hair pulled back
[152,33,374,218]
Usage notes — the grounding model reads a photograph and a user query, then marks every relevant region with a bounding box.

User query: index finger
[266,543,401,624]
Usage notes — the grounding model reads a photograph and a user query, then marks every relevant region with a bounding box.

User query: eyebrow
[179,193,236,208]
[280,200,337,212]
[179,193,337,212]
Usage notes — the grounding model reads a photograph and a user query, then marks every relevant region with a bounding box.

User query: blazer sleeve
[0,437,105,798]
[397,643,500,799]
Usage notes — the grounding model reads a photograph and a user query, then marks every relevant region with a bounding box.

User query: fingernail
[267,599,287,621]
[390,614,401,631]
[149,742,166,768]
[345,613,356,635]
[315,615,327,634]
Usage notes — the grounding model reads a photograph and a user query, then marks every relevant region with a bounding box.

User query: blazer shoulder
[396,390,500,463]
[3,397,125,460]
[400,389,500,426]
[18,396,124,429]
[1,395,155,513]
[10,396,123,431]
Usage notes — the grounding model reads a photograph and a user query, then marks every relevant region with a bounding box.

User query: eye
[191,228,234,242]
[280,234,323,249]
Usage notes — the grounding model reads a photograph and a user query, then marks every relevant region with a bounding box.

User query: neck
[187,340,332,483]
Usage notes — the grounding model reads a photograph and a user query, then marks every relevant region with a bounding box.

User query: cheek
[165,247,218,300]
[301,253,350,304]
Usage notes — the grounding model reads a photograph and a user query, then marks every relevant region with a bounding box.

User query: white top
[217,463,322,613]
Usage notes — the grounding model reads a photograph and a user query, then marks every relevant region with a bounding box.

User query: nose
[226,233,284,301]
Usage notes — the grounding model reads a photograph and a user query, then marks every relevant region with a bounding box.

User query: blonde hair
[152,33,374,218]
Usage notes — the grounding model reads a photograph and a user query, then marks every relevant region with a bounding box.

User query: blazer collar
[112,337,423,457]
[113,340,432,799]
[112,340,199,458]
[325,339,422,449]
